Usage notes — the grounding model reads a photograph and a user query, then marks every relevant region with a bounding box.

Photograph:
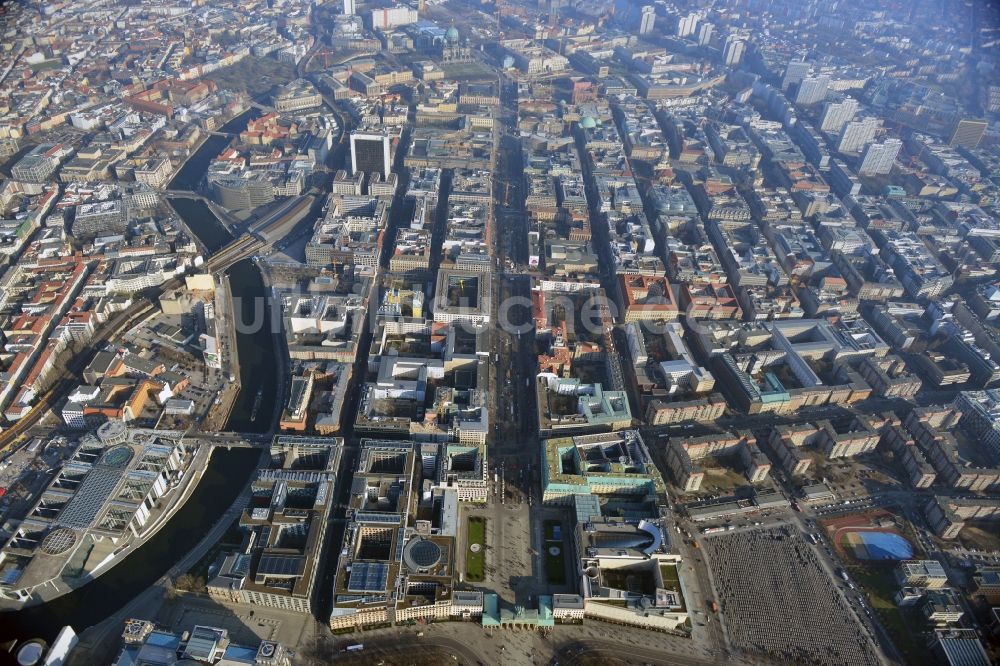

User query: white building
[697,22,714,46]
[370,5,417,30]
[795,75,830,106]
[782,61,811,91]
[820,97,860,133]
[677,12,699,37]
[858,138,902,175]
[723,36,745,66]
[838,116,881,154]
[638,6,655,36]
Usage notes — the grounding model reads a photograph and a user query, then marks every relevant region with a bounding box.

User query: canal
[1,195,283,643]
[222,257,282,433]
[167,197,233,253]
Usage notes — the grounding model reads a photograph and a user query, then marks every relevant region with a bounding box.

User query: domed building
[580,116,598,130]
[441,24,473,63]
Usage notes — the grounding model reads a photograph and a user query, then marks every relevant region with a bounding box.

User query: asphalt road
[340,635,485,665]
[556,638,735,666]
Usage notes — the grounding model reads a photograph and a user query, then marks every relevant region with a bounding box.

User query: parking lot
[122,312,228,430]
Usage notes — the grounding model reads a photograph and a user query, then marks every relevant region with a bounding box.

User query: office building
[133,158,172,188]
[838,116,881,154]
[547,0,562,25]
[279,373,314,431]
[71,200,127,238]
[795,75,830,106]
[723,36,745,66]
[933,629,992,666]
[858,138,902,176]
[896,560,949,589]
[328,439,480,630]
[350,130,392,177]
[113,620,292,666]
[0,425,195,605]
[370,5,418,30]
[955,390,1000,461]
[971,567,1000,604]
[820,97,859,133]
[989,86,1000,114]
[211,176,274,210]
[920,588,965,625]
[432,268,492,325]
[207,437,342,613]
[11,143,70,182]
[949,119,987,149]
[343,0,355,15]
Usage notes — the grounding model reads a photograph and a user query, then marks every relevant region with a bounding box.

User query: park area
[819,509,928,664]
[847,562,929,665]
[466,516,486,582]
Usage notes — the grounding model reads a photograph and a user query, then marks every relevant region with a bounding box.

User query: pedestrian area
[482,593,555,628]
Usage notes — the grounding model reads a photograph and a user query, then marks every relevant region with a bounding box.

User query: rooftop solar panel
[257,555,304,577]
[347,562,388,592]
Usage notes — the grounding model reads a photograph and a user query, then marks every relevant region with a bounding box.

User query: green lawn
[544,545,566,585]
[849,564,928,664]
[660,563,681,589]
[543,520,566,584]
[466,517,486,582]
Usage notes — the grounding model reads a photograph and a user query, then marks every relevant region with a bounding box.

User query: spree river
[167,197,280,434]
[0,196,281,644]
[166,107,259,191]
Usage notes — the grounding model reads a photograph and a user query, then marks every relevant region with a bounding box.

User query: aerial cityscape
[0,0,998,664]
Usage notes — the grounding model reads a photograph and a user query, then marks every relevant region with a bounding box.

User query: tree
[173,573,205,592]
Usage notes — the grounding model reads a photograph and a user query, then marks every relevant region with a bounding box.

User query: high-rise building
[723,36,745,66]
[820,96,860,133]
[858,138,902,176]
[638,5,655,35]
[351,131,392,177]
[949,119,987,149]
[697,22,714,46]
[795,75,830,106]
[343,0,355,16]
[677,12,699,38]
[838,116,881,154]
[988,86,1000,114]
[546,0,562,25]
[369,5,418,30]
[782,60,811,91]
